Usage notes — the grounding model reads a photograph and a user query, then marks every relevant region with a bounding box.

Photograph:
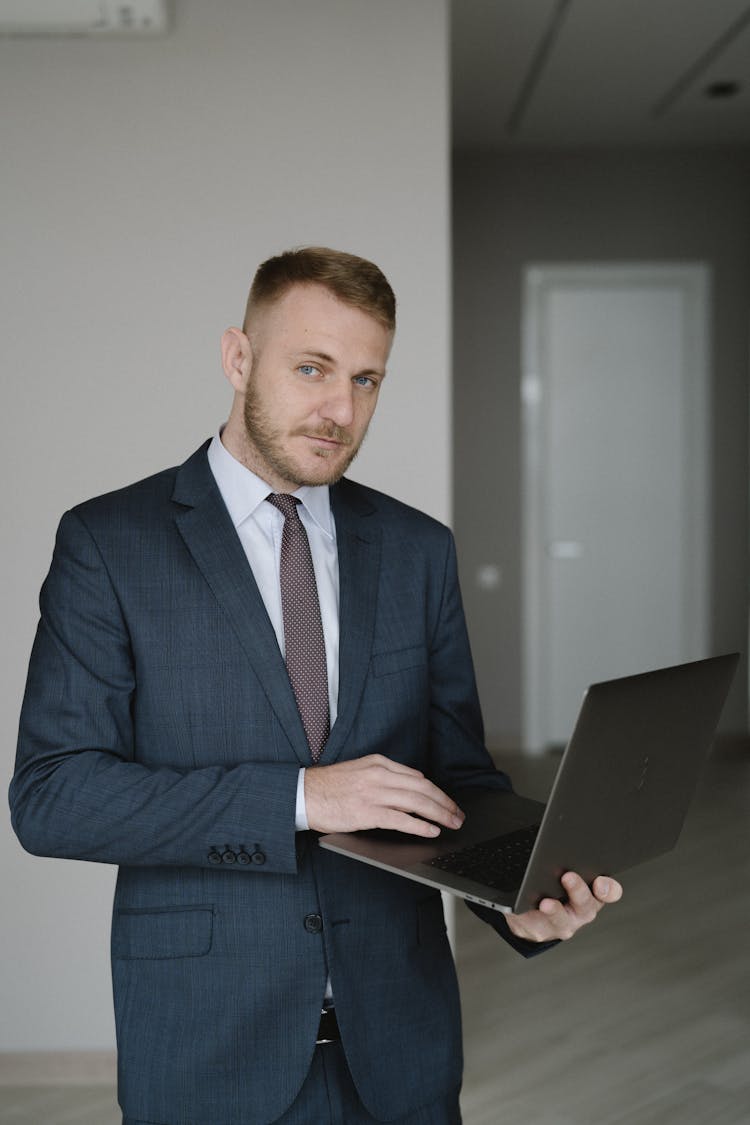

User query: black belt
[316,1006,340,1044]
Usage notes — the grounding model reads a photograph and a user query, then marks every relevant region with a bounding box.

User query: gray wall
[1,0,450,1051]
[453,149,750,747]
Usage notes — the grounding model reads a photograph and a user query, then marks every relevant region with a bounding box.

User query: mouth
[303,432,351,450]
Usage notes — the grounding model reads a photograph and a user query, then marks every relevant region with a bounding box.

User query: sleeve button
[208,850,222,864]
[221,849,237,864]
[237,851,252,865]
[251,850,266,865]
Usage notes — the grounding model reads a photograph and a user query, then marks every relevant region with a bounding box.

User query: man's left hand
[506,872,623,943]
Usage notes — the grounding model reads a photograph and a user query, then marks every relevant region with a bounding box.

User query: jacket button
[207,850,222,864]
[221,849,237,864]
[251,850,266,865]
[304,913,323,934]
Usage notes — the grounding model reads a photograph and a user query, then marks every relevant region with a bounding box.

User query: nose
[319,380,355,427]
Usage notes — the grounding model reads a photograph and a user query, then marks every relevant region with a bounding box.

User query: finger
[396,783,464,821]
[358,755,426,778]
[592,875,623,903]
[374,769,464,820]
[376,809,444,838]
[386,786,465,829]
[358,756,458,807]
[562,871,622,909]
[562,870,593,901]
[537,897,568,921]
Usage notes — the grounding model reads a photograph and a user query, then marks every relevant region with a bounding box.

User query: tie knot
[267,493,300,521]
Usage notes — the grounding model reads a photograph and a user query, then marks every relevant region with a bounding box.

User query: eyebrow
[293,350,336,366]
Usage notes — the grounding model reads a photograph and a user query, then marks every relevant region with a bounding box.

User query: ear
[221,327,253,393]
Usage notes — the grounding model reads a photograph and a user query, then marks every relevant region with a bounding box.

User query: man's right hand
[304,754,465,837]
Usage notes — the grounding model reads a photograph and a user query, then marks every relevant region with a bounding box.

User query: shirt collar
[207,431,335,539]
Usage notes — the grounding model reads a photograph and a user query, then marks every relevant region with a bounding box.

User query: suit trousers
[122,1040,462,1125]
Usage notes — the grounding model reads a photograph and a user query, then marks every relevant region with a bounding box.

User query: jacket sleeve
[9,509,300,874]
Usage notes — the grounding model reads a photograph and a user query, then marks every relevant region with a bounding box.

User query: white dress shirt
[207,431,339,831]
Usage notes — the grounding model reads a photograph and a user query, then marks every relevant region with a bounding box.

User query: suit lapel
[324,479,381,764]
[171,444,309,765]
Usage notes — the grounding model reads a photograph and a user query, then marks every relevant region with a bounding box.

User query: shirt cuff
[295,768,309,831]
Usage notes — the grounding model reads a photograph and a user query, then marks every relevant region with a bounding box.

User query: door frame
[521,262,710,751]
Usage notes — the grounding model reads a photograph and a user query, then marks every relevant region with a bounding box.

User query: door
[522,264,709,749]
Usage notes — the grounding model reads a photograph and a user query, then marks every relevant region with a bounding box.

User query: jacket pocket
[371,645,426,677]
[112,905,214,959]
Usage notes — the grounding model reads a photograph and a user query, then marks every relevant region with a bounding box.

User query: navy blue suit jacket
[11,442,537,1125]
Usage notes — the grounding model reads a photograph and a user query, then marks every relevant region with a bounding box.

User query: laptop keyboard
[428,825,539,893]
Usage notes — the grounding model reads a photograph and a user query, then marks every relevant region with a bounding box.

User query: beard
[242,373,367,488]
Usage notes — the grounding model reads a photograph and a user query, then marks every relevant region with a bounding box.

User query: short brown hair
[243,246,396,334]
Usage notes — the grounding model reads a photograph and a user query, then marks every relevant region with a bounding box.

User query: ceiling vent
[0,1,168,36]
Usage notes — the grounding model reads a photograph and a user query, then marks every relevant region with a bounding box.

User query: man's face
[241,284,392,491]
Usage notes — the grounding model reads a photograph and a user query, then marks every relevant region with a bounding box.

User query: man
[10,247,621,1125]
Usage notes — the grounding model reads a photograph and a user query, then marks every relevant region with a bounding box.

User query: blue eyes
[297,365,377,389]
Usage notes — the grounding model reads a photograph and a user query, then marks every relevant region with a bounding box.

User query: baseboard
[0,1050,116,1087]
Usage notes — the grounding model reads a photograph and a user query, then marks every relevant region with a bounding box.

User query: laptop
[319,654,739,915]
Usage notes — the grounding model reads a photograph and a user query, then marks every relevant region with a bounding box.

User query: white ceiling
[452,0,750,149]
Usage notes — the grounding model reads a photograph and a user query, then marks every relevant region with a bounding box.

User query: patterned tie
[266,494,330,762]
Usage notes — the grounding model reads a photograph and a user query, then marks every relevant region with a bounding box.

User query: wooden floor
[457,738,750,1125]
[1,740,748,1124]
[0,1086,119,1124]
